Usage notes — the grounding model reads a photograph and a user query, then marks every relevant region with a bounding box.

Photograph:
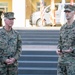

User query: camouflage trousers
[57,62,75,75]
[0,64,18,75]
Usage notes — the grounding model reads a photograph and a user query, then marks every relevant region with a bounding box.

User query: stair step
[21,51,57,55]
[18,74,56,75]
[19,61,57,67]
[20,35,59,37]
[20,55,58,56]
[18,67,57,74]
[22,41,58,44]
[19,55,58,61]
[19,61,57,63]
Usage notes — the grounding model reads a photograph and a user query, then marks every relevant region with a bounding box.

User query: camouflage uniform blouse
[58,20,75,63]
[0,27,22,66]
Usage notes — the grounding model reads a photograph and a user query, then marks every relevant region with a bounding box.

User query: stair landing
[22,45,58,51]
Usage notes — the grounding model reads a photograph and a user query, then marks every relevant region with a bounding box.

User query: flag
[70,0,74,5]
[50,0,56,26]
[40,0,45,26]
[60,0,66,25]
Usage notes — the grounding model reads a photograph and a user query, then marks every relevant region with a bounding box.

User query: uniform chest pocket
[8,37,17,46]
[0,40,7,49]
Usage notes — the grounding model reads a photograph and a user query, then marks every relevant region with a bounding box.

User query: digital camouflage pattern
[0,27,22,75]
[64,5,75,12]
[57,20,75,75]
[4,12,15,19]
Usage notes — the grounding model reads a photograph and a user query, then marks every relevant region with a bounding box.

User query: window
[36,2,46,11]
[0,3,8,12]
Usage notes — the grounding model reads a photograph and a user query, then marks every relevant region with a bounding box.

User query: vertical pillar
[12,0,25,28]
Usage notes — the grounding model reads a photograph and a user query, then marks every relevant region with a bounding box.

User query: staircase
[18,50,58,75]
[17,30,59,45]
[17,30,59,75]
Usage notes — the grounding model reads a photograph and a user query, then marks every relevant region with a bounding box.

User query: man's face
[4,18,14,27]
[65,11,75,20]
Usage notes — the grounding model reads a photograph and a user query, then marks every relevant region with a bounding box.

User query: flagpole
[40,0,45,27]
[50,0,56,26]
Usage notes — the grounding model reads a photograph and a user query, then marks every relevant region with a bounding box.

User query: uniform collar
[65,20,75,29]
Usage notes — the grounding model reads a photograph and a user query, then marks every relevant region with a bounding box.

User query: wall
[26,0,32,19]
[12,0,25,28]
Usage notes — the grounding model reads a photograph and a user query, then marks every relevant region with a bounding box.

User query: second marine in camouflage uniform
[57,5,75,75]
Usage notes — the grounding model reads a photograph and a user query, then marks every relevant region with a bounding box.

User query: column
[12,0,25,28]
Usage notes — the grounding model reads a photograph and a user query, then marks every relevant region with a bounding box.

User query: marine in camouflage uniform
[0,12,22,75]
[57,5,75,75]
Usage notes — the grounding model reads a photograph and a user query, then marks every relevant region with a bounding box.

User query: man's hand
[5,58,15,65]
[62,49,73,53]
[9,58,15,63]
[56,50,62,55]
[5,59,11,64]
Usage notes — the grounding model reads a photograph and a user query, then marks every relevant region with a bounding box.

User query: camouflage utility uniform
[57,20,75,75]
[0,27,22,75]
